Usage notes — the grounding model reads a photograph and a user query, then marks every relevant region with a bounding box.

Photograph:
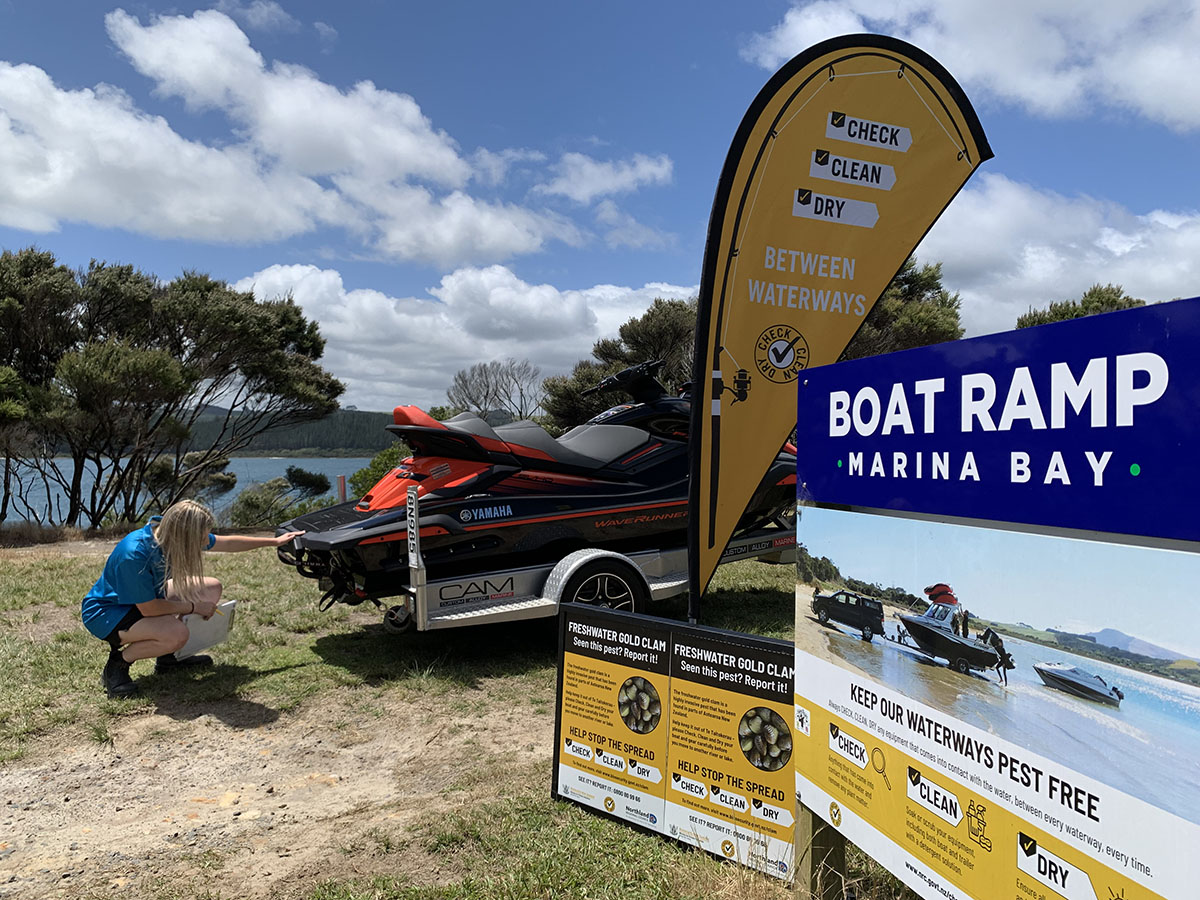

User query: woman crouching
[80,500,303,698]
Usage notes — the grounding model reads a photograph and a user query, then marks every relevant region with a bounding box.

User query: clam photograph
[738,706,792,772]
[618,676,662,734]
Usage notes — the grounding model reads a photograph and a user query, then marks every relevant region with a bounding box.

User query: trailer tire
[953,657,970,674]
[382,604,415,635]
[562,560,648,614]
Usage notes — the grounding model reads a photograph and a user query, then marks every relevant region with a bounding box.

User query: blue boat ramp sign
[795,297,1200,547]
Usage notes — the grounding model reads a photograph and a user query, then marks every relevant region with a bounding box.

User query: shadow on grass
[136,662,309,727]
[311,616,560,689]
[655,586,795,639]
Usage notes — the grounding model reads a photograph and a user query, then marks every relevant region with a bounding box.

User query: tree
[542,267,963,430]
[447,358,543,421]
[542,297,697,430]
[0,249,80,523]
[144,452,237,510]
[0,248,80,387]
[839,258,963,360]
[1016,283,1145,329]
[0,249,344,528]
[229,466,331,527]
[0,366,29,523]
[592,297,697,385]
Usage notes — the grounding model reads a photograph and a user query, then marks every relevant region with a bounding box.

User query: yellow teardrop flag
[688,35,991,612]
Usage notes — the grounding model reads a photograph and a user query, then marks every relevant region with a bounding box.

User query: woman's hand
[272,530,306,546]
[193,598,219,619]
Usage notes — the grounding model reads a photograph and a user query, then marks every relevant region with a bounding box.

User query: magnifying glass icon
[871,747,891,790]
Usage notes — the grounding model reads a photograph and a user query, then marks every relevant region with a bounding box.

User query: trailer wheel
[382,604,415,635]
[562,560,648,614]
[953,657,970,674]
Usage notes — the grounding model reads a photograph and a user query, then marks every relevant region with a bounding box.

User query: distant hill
[1085,628,1193,662]
[188,409,398,456]
[986,621,1200,689]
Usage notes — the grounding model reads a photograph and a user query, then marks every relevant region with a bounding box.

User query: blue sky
[3,1,1200,410]
[801,506,1200,659]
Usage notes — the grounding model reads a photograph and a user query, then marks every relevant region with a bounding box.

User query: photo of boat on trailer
[896,583,1000,675]
[1032,661,1124,707]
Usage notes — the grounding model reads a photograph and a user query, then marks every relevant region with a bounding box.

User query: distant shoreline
[985,619,1200,689]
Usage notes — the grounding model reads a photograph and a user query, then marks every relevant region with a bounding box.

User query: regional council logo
[754,324,809,384]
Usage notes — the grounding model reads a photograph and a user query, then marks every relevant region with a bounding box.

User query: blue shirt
[81,518,215,640]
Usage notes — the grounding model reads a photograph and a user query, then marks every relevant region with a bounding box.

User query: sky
[801,506,1200,660]
[3,1,1200,411]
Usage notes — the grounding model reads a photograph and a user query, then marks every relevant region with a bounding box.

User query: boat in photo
[1032,662,1124,707]
[896,583,1001,674]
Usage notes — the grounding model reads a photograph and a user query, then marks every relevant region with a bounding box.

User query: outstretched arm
[211,531,305,553]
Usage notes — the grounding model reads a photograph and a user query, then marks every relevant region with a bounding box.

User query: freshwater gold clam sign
[688,34,992,606]
[554,606,796,880]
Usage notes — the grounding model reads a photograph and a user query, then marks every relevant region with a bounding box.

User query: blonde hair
[153,500,215,603]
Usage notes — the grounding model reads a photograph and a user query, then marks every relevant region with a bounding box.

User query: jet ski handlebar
[581,359,669,403]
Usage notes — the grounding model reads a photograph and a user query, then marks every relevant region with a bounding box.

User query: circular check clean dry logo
[754,324,809,384]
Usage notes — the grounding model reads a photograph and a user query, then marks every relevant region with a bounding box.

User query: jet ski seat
[498,420,648,469]
[439,412,648,470]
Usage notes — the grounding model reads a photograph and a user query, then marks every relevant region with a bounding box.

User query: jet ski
[277,360,797,609]
[1033,662,1124,707]
[897,583,1000,674]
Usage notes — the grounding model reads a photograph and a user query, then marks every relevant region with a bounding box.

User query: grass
[313,758,795,900]
[0,544,915,899]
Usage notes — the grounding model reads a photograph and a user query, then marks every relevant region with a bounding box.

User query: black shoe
[102,652,138,699]
[155,653,213,673]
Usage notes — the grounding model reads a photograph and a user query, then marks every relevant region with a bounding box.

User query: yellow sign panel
[554,606,795,880]
[663,628,795,876]
[689,35,991,600]
[556,610,672,830]
[795,691,1171,900]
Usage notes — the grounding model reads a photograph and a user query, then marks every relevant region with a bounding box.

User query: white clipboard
[174,600,237,659]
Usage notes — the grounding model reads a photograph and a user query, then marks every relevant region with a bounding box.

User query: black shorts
[103,606,144,649]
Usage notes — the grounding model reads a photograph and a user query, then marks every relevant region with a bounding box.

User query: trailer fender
[543,548,651,611]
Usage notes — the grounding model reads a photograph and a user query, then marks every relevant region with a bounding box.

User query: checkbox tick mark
[831,111,846,127]
[771,335,802,364]
[815,149,830,165]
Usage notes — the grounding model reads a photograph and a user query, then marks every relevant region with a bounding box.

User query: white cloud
[594,200,673,251]
[313,21,337,50]
[742,1,1200,130]
[472,147,546,187]
[918,172,1200,335]
[342,182,584,269]
[234,264,696,411]
[0,10,658,265]
[0,61,349,239]
[536,152,673,204]
[213,1,299,32]
[106,10,470,187]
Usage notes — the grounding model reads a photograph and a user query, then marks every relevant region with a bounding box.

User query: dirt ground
[0,542,557,900]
